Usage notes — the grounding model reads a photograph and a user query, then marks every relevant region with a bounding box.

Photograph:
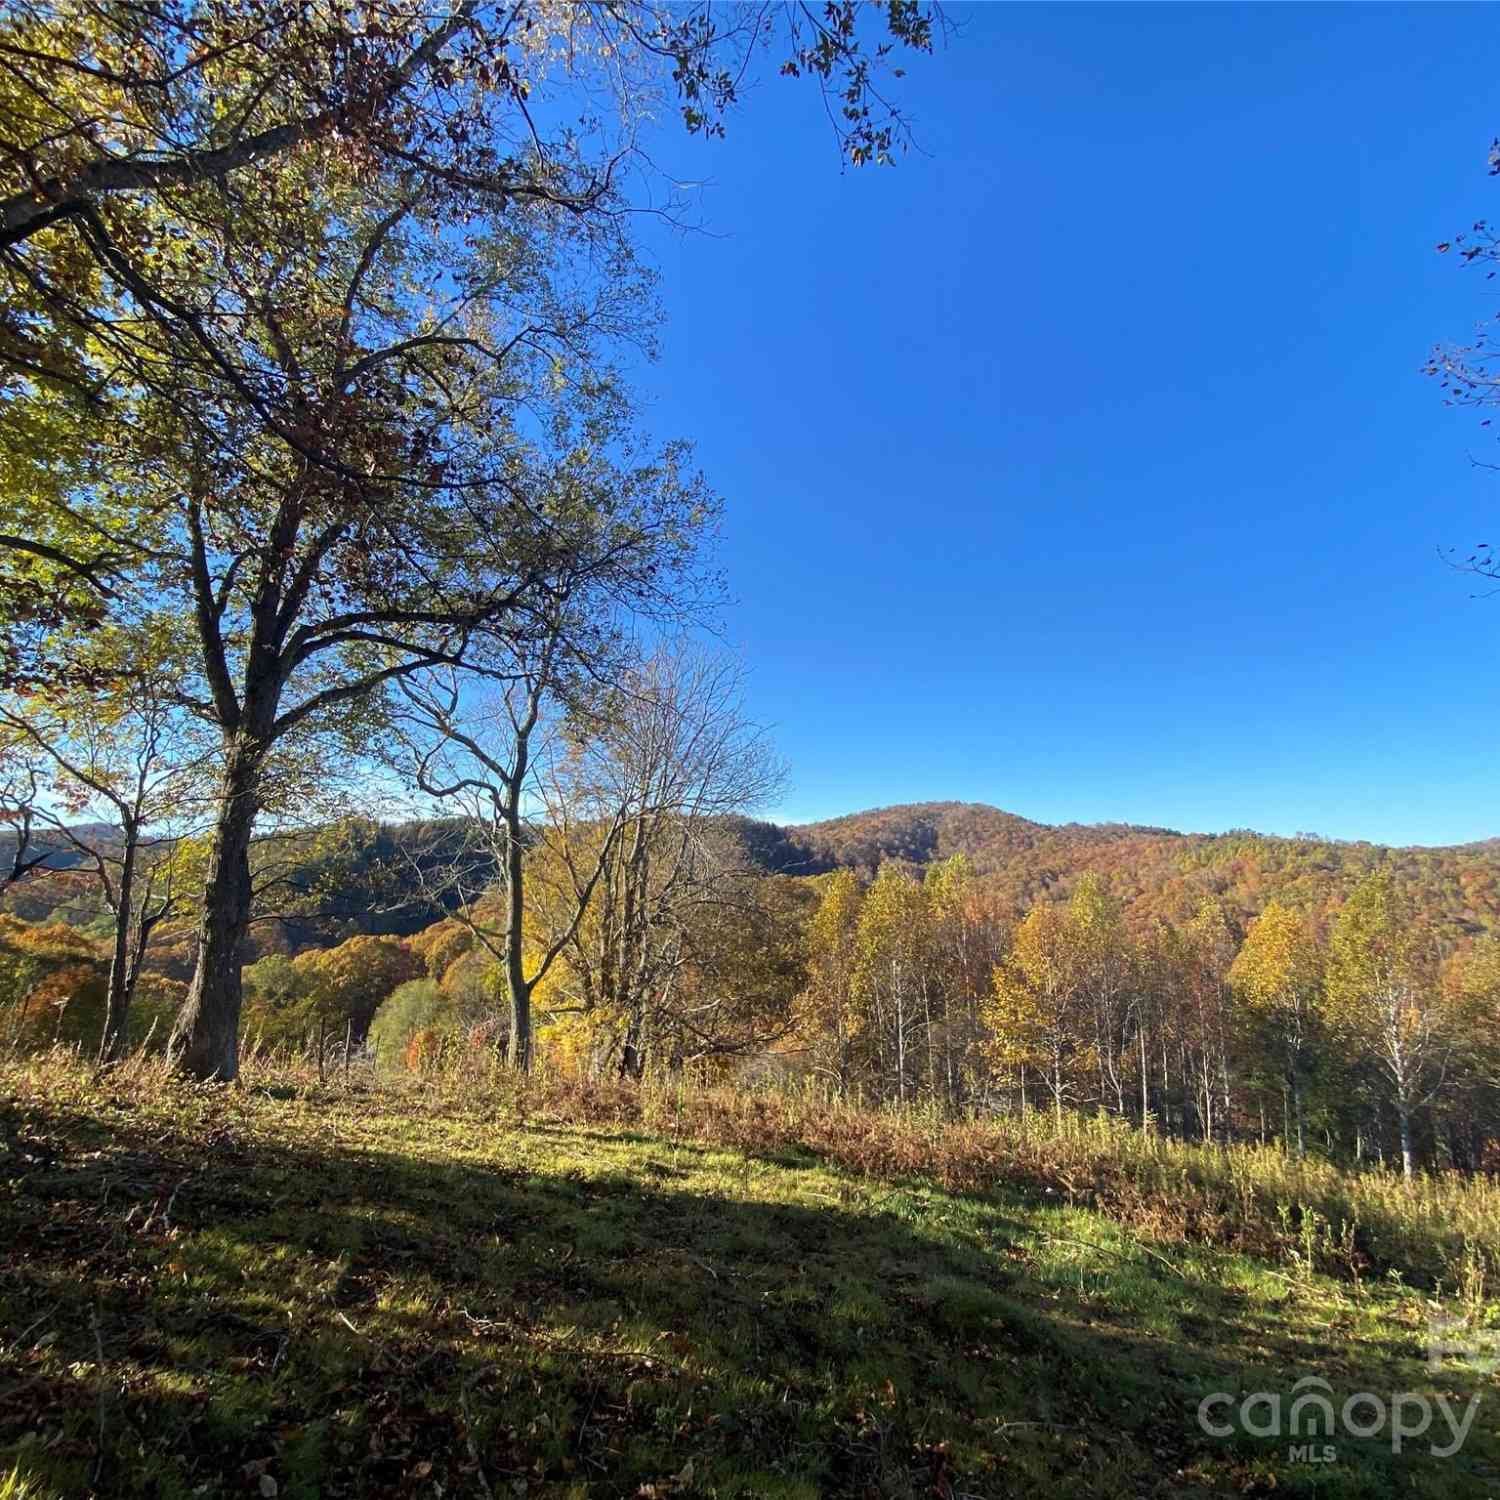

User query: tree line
[795,859,1500,1179]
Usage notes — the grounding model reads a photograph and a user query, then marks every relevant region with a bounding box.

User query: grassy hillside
[3,1055,1499,1498]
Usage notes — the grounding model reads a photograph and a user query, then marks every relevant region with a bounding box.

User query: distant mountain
[736,801,1500,940]
[0,822,118,878]
[14,802,1500,954]
[0,816,465,964]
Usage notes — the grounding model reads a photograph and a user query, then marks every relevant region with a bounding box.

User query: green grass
[2,1055,1499,1497]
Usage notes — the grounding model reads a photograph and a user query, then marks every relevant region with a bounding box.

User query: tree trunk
[99,951,133,1062]
[922,976,937,1105]
[507,979,533,1073]
[503,806,532,1074]
[1138,1023,1149,1129]
[1398,1103,1414,1180]
[171,740,260,1081]
[98,823,139,1063]
[1217,1037,1232,1146]
[619,1007,645,1080]
[894,960,906,1107]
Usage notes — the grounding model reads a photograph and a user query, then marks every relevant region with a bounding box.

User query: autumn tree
[922,853,1003,1105]
[1436,937,1500,1167]
[798,867,865,1096]
[406,917,475,985]
[668,870,812,1077]
[0,745,53,888]
[0,1,937,651]
[0,1,937,1086]
[0,2,935,246]
[851,864,929,1105]
[297,935,424,1048]
[986,901,1087,1122]
[385,607,633,1073]
[1326,873,1451,1177]
[795,853,998,1107]
[0,913,107,1047]
[130,186,712,1082]
[1176,899,1238,1141]
[0,626,213,1057]
[1229,901,1323,1156]
[1067,874,1137,1119]
[240,935,422,1059]
[239,953,310,1049]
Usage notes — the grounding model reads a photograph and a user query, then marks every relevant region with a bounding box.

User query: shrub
[368,979,447,1071]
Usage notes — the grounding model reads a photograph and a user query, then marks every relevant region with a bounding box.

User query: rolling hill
[736,800,1500,940]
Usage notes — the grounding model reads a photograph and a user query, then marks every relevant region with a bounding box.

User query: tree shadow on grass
[0,1091,1494,1500]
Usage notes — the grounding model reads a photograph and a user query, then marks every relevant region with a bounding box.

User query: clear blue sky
[631,3,1500,846]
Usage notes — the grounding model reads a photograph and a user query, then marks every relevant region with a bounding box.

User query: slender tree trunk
[836,1003,849,1099]
[171,737,261,1081]
[1139,1022,1149,1129]
[99,953,133,1062]
[619,1006,646,1080]
[923,976,937,1105]
[98,824,139,1062]
[1218,1047,1232,1144]
[894,960,906,1107]
[1398,1102,1414,1180]
[503,800,532,1073]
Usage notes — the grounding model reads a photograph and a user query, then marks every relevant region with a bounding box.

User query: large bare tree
[533,646,784,1077]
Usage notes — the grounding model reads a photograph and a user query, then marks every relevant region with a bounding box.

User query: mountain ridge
[734,800,1500,939]
[783,799,1500,854]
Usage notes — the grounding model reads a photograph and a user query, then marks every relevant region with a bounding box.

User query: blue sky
[630,3,1500,845]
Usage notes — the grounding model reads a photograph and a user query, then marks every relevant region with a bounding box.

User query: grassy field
[2,1053,1499,1498]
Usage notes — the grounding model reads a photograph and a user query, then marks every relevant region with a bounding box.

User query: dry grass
[335,1045,1500,1293]
[93,1038,1500,1289]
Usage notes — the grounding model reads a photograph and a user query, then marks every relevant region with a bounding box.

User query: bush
[368,979,447,1071]
[240,954,315,1051]
[0,915,179,1054]
[0,915,107,1050]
